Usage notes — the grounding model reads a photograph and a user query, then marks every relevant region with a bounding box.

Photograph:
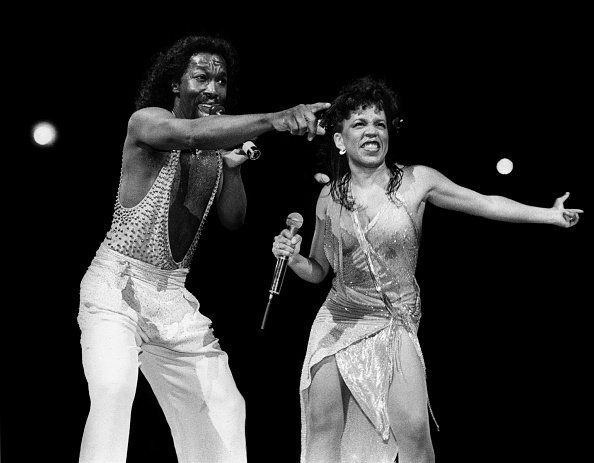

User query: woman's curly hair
[134,35,240,112]
[318,75,404,210]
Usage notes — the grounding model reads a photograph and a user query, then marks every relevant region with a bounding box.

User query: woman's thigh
[308,355,349,427]
[387,330,430,435]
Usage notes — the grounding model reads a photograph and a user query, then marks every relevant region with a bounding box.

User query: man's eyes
[192,75,227,85]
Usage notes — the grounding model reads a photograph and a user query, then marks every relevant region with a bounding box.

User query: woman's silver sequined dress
[300,193,433,463]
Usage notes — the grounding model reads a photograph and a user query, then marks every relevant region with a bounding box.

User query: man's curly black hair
[134,35,240,112]
[318,75,404,210]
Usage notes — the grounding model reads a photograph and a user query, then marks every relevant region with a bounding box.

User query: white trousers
[78,244,246,463]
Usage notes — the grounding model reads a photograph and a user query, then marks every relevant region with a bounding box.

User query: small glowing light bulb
[496,158,513,175]
[32,121,58,147]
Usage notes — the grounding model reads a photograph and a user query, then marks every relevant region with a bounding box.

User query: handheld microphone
[261,212,304,329]
[208,105,261,160]
[208,104,226,115]
[241,140,261,160]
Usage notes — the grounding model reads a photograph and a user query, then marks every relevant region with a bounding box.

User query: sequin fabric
[104,150,222,270]
[300,193,430,463]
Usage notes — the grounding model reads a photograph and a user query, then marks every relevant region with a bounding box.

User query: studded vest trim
[104,150,222,270]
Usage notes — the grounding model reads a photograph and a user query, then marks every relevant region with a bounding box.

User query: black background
[7,5,591,462]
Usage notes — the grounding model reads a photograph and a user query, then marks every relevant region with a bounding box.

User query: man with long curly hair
[77,35,329,463]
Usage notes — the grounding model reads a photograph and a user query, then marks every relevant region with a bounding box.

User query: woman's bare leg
[387,330,435,463]
[305,355,348,463]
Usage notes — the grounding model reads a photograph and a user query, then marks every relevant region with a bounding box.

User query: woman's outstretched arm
[416,165,583,227]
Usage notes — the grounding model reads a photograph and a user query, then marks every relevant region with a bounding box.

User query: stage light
[496,157,513,175]
[32,121,58,147]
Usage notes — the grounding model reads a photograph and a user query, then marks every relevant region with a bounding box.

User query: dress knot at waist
[322,291,419,328]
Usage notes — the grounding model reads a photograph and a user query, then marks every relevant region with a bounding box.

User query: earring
[339,148,346,155]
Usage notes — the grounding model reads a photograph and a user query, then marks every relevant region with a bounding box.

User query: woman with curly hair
[77,34,329,463]
[272,75,582,463]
